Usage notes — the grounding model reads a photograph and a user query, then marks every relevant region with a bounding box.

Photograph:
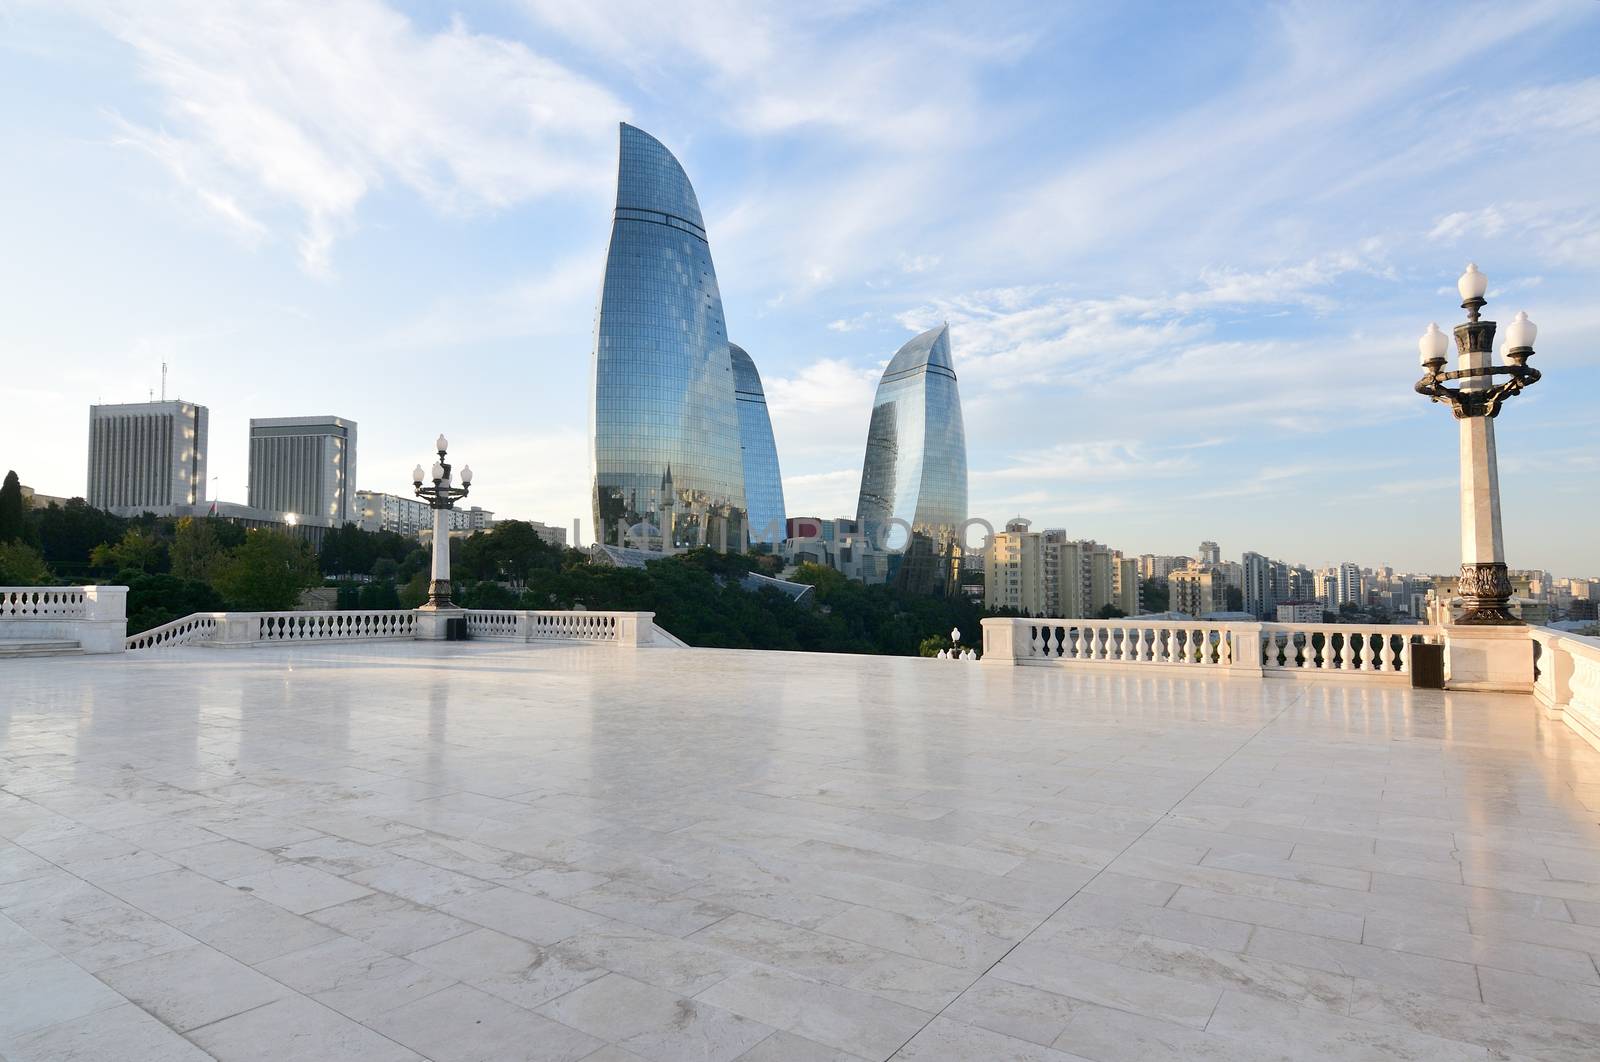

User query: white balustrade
[125,614,223,650]
[253,611,419,643]
[984,616,1434,681]
[1,585,125,653]
[463,610,659,647]
[1,587,88,619]
[123,608,666,650]
[1532,627,1600,752]
[1258,624,1415,676]
[1018,618,1238,669]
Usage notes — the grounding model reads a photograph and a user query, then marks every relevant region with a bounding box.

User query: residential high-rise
[855,323,968,594]
[1337,562,1363,608]
[729,344,787,547]
[1198,540,1221,565]
[985,518,1043,614]
[982,525,1137,617]
[1171,565,1226,616]
[1242,551,1273,619]
[247,416,356,527]
[591,123,746,550]
[87,400,208,514]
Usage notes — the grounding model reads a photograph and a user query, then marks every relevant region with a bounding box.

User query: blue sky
[3,0,1597,574]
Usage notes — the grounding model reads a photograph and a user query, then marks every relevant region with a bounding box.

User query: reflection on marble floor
[3,640,1600,1060]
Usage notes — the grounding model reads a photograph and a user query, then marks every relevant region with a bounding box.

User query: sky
[2,0,1597,575]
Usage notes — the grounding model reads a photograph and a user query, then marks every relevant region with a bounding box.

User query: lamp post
[1413,264,1541,625]
[411,434,473,611]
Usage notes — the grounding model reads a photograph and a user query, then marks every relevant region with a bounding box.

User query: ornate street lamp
[1414,264,1541,624]
[411,434,473,611]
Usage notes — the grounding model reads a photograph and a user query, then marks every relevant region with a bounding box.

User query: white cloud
[76,0,627,273]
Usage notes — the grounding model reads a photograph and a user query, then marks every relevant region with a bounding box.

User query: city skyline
[3,2,1597,572]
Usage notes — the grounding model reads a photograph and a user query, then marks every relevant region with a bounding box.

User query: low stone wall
[1533,627,1600,752]
[0,586,127,654]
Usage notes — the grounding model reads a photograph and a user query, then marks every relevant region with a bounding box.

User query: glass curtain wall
[854,324,968,593]
[729,343,787,548]
[591,123,747,550]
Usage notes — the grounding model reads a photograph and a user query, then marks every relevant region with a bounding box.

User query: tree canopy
[0,471,24,543]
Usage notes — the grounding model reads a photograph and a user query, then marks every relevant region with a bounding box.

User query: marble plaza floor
[4,643,1600,1061]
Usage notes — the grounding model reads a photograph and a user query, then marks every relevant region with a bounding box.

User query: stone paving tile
[188,994,423,1061]
[536,972,772,1061]
[97,942,289,1032]
[254,934,457,1021]
[365,982,604,1062]
[696,966,931,1059]
[227,860,373,914]
[407,926,608,1009]
[0,917,125,1042]
[1,1001,213,1062]
[892,1015,1087,1060]
[306,891,478,955]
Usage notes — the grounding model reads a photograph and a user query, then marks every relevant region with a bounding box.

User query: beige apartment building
[984,519,1139,617]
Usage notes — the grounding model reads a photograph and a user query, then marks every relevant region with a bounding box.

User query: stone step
[0,639,84,659]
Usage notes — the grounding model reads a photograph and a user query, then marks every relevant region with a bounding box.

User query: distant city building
[1170,565,1226,616]
[782,516,886,584]
[1138,554,1188,580]
[20,485,72,510]
[981,521,1136,617]
[729,343,786,547]
[985,518,1043,615]
[855,323,968,595]
[1337,562,1363,608]
[1275,600,1324,623]
[1242,551,1274,619]
[591,123,747,551]
[87,400,208,514]
[247,416,357,527]
[1198,540,1221,566]
[355,490,495,539]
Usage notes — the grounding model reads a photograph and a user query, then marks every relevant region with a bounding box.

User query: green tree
[1141,578,1169,613]
[125,573,225,634]
[0,541,51,584]
[27,499,127,576]
[0,471,24,543]
[170,517,227,582]
[1096,603,1127,619]
[212,531,320,610]
[90,527,164,574]
[397,571,428,609]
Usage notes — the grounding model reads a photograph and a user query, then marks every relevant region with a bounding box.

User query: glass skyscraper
[855,323,968,593]
[591,124,747,549]
[729,343,787,547]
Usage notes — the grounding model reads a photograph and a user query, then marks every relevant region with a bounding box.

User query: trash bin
[445,616,467,641]
[1411,641,1444,689]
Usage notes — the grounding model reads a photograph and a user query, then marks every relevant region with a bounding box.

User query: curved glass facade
[855,323,968,593]
[591,124,747,548]
[729,343,787,547]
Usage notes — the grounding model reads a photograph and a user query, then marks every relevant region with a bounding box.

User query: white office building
[87,400,208,514]
[248,416,357,527]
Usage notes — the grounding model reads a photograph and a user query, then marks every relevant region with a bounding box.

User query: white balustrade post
[614,612,650,648]
[76,585,128,654]
[1222,623,1264,677]
[981,618,1021,665]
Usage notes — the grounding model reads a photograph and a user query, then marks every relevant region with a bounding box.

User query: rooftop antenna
[161,361,167,402]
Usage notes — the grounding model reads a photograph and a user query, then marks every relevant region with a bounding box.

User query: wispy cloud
[76,0,626,273]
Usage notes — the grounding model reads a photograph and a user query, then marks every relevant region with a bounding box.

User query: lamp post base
[1456,562,1519,625]
[418,580,454,611]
